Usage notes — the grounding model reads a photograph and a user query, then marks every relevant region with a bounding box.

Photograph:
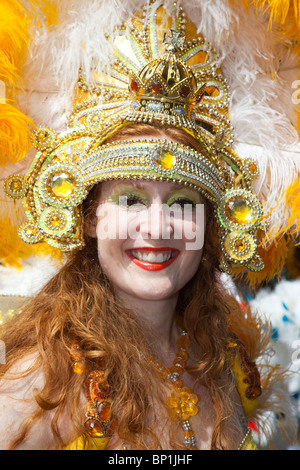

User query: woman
[0,123,273,450]
[0,0,297,450]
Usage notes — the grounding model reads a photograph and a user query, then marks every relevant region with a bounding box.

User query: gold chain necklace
[150,330,199,450]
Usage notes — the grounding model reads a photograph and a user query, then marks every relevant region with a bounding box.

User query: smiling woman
[89,126,207,316]
[0,0,297,452]
[1,124,261,451]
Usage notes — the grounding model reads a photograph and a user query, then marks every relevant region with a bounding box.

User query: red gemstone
[150,81,163,95]
[196,93,205,103]
[248,420,258,432]
[180,85,191,98]
[130,80,138,92]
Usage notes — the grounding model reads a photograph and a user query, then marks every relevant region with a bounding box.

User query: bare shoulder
[0,353,81,449]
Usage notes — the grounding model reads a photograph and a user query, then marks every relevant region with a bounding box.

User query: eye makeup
[106,183,202,208]
[166,195,197,208]
[165,189,202,208]
[107,187,149,207]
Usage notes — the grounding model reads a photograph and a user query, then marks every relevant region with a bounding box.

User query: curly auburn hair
[0,123,272,450]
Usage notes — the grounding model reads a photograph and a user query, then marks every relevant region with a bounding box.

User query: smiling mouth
[125,248,180,271]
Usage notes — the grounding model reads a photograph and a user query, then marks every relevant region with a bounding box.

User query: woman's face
[93,142,206,302]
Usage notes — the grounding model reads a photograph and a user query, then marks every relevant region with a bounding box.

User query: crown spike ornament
[4,0,266,275]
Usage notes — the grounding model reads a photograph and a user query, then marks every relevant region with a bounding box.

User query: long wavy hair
[0,124,274,450]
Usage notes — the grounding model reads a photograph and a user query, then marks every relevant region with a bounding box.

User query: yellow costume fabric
[64,429,256,451]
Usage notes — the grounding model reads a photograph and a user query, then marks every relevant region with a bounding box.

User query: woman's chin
[116,282,179,302]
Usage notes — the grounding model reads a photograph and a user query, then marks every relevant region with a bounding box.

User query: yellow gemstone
[228,197,253,224]
[173,357,185,368]
[168,395,179,408]
[98,401,111,423]
[187,404,198,417]
[152,149,177,170]
[85,418,105,438]
[49,214,62,227]
[50,172,75,198]
[73,361,85,374]
[25,226,39,236]
[11,180,22,192]
[235,239,246,251]
[180,391,191,403]
[184,430,195,438]
[224,232,255,261]
[37,130,49,141]
[249,162,257,174]
[189,393,198,405]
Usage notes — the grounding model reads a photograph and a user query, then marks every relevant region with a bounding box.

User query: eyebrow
[110,180,187,191]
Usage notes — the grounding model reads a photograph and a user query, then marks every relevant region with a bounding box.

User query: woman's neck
[114,289,180,358]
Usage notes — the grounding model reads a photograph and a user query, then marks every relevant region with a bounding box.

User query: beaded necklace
[71,335,257,450]
[150,329,199,450]
[71,331,199,449]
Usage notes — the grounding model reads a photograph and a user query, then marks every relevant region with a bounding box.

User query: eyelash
[126,195,146,207]
[118,194,197,208]
[168,197,197,208]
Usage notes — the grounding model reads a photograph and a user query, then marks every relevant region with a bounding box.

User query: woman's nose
[138,202,174,240]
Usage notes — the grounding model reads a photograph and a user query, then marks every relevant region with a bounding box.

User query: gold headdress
[3,0,274,274]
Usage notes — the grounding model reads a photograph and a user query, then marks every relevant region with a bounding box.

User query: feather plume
[283,178,300,238]
[228,297,298,445]
[0,0,60,265]
[0,1,30,91]
[251,0,300,45]
[232,236,290,288]
[0,103,33,165]
[0,0,34,165]
[0,215,62,268]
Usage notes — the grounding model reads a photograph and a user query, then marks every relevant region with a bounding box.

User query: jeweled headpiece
[4,0,265,273]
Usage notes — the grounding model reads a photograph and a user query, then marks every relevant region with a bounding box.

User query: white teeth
[131,250,173,263]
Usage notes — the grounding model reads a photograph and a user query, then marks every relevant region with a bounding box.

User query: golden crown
[4,0,265,274]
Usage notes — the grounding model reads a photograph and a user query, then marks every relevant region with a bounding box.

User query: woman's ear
[85,214,97,238]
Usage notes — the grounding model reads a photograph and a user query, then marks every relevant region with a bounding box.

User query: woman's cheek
[96,204,127,241]
[178,207,205,250]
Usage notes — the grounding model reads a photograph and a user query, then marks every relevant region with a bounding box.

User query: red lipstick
[125,247,180,271]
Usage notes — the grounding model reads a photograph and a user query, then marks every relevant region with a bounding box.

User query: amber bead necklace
[71,330,200,450]
[150,329,199,450]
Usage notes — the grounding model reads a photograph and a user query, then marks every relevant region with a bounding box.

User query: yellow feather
[297,66,300,135]
[0,103,34,165]
[0,215,62,269]
[0,1,34,167]
[38,0,59,27]
[284,178,300,236]
[0,1,31,93]
[285,242,300,278]
[239,0,300,42]
[232,236,289,289]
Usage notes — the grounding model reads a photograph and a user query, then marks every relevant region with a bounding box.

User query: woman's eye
[127,196,144,206]
[119,195,147,207]
[169,198,196,209]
